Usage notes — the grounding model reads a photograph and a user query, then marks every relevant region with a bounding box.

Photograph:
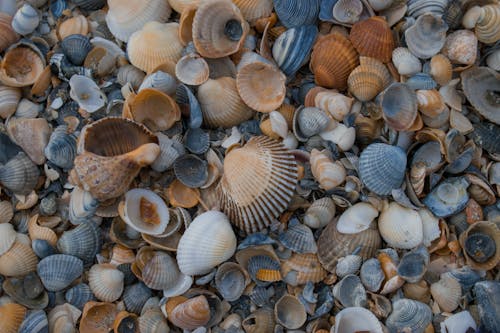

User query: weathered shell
[175,53,209,86]
[416,89,445,117]
[0,13,19,53]
[441,29,478,65]
[440,311,477,333]
[429,54,452,86]
[337,202,378,234]
[0,152,39,195]
[79,301,118,333]
[350,16,394,63]
[358,143,407,196]
[18,309,48,333]
[360,258,385,292]
[177,211,236,275]
[459,221,500,271]
[314,90,353,121]
[139,307,169,333]
[392,47,422,75]
[461,66,500,125]
[242,308,275,333]
[168,295,211,330]
[407,0,448,18]
[348,56,392,102]
[173,154,208,188]
[151,133,185,173]
[310,149,346,191]
[72,0,106,10]
[117,65,146,91]
[44,125,77,170]
[0,223,16,257]
[397,245,429,283]
[143,251,192,297]
[0,303,27,333]
[37,254,83,292]
[274,294,307,329]
[336,254,362,278]
[380,83,418,131]
[233,0,273,23]
[0,41,45,87]
[0,200,14,224]
[423,176,469,217]
[68,187,99,226]
[88,263,124,302]
[65,284,96,310]
[473,281,500,332]
[273,0,319,28]
[465,4,500,44]
[28,214,57,248]
[386,299,432,333]
[7,117,50,165]
[333,274,367,307]
[0,84,21,119]
[304,197,336,229]
[293,106,331,141]
[61,34,92,66]
[47,303,81,333]
[14,98,42,118]
[57,14,89,40]
[57,221,101,265]
[247,254,281,285]
[177,83,203,129]
[379,202,423,249]
[430,275,462,312]
[215,262,249,301]
[11,4,39,35]
[405,13,448,59]
[278,220,317,254]
[334,307,383,333]
[332,0,364,24]
[69,75,106,113]
[281,252,326,286]
[260,111,288,140]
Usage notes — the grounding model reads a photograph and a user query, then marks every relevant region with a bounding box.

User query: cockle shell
[79,301,118,333]
[274,294,307,329]
[0,303,27,333]
[416,89,445,117]
[293,106,331,141]
[360,258,385,292]
[14,98,42,118]
[233,0,274,23]
[0,200,14,224]
[139,71,177,95]
[217,136,297,233]
[0,223,16,256]
[310,149,346,191]
[117,65,146,91]
[386,299,432,333]
[47,303,81,333]
[215,262,249,301]
[168,295,211,330]
[0,152,40,195]
[0,84,21,119]
[65,284,96,310]
[441,29,478,65]
[304,197,336,229]
[57,15,89,40]
[350,16,394,63]
[18,309,48,333]
[0,41,45,87]
[37,254,83,292]
[279,220,317,253]
[57,221,101,265]
[461,66,500,125]
[378,202,423,249]
[334,307,383,333]
[0,13,19,53]
[333,274,367,307]
[273,0,320,28]
[336,202,379,234]
[332,0,363,24]
[143,251,192,296]
[44,125,77,170]
[281,253,326,286]
[430,275,462,312]
[175,53,209,86]
[314,90,353,121]
[12,4,39,35]
[348,56,392,102]
[405,13,448,59]
[7,117,51,165]
[61,34,92,66]
[168,0,199,14]
[88,264,124,302]
[464,4,500,44]
[392,47,422,75]
[397,245,429,283]
[473,281,500,332]
[429,54,452,86]
[381,82,418,131]
[242,308,275,333]
[336,254,362,278]
[422,176,470,217]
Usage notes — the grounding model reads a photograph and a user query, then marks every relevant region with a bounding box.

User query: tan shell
[416,89,446,117]
[178,6,197,45]
[304,197,336,229]
[350,16,394,63]
[403,280,431,303]
[88,263,125,302]
[168,0,200,14]
[430,275,462,312]
[0,42,45,87]
[378,202,423,249]
[429,54,452,86]
[348,56,392,102]
[310,149,346,191]
[57,15,89,40]
[7,117,51,165]
[175,53,210,86]
[314,90,353,121]
[233,0,274,23]
[0,13,19,53]
[0,241,38,276]
[281,253,327,286]
[465,4,500,44]
[48,303,81,333]
[168,295,211,330]
[0,303,26,333]
[260,111,288,140]
[80,301,119,333]
[0,224,16,257]
[0,84,21,119]
[242,308,275,333]
[274,295,307,329]
[28,214,57,246]
[0,201,14,224]
[113,311,139,333]
[441,30,478,65]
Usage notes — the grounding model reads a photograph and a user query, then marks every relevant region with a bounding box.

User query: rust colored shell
[350,16,394,63]
[80,301,119,333]
[113,311,139,333]
[347,56,392,102]
[0,13,19,52]
[281,253,327,286]
[277,103,296,128]
[0,303,26,333]
[304,86,329,107]
[0,42,45,87]
[0,241,38,276]
[178,5,197,45]
[167,179,200,208]
[416,89,446,117]
[310,33,359,90]
[168,295,211,330]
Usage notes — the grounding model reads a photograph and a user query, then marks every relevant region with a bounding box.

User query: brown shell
[347,56,392,102]
[277,103,296,128]
[179,5,197,45]
[310,33,359,90]
[0,13,19,53]
[317,219,382,272]
[350,16,394,63]
[459,221,500,270]
[416,89,446,117]
[28,214,58,246]
[430,54,452,85]
[0,303,26,333]
[113,311,139,333]
[281,253,327,286]
[57,15,89,40]
[0,42,45,87]
[0,241,38,276]
[304,86,329,107]
[167,179,200,208]
[80,301,119,333]
[168,295,211,330]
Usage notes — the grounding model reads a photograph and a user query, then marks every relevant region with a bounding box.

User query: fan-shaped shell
[0,223,16,256]
[127,22,183,73]
[334,307,383,333]
[441,29,478,65]
[233,0,274,23]
[12,4,39,35]
[350,16,394,63]
[0,84,21,119]
[192,0,249,58]
[405,13,448,59]
[407,0,448,18]
[242,308,275,333]
[88,263,124,302]
[139,70,177,95]
[217,136,298,233]
[57,221,101,265]
[381,82,418,131]
[18,309,48,333]
[260,111,288,140]
[304,197,336,229]
[310,32,359,89]
[379,202,423,249]
[430,275,462,312]
[168,0,199,14]
[416,89,445,117]
[310,148,346,190]
[175,53,209,86]
[278,221,317,253]
[117,65,146,91]
[348,56,392,102]
[44,125,77,170]
[273,0,320,28]
[57,15,89,40]
[0,13,19,53]
[459,221,500,271]
[61,34,92,66]
[392,47,422,75]
[422,176,470,217]
[386,299,432,333]
[274,294,307,329]
[37,254,83,291]
[337,202,379,234]
[281,253,326,286]
[293,106,331,141]
[360,258,385,292]
[0,152,39,195]
[65,283,96,310]
[461,66,500,125]
[143,251,192,296]
[7,117,51,165]
[168,295,211,330]
[215,262,249,301]
[173,154,208,188]
[72,0,106,10]
[3,273,47,310]
[151,133,185,173]
[0,303,27,333]
[429,54,452,86]
[336,254,363,278]
[0,41,45,87]
[332,0,364,24]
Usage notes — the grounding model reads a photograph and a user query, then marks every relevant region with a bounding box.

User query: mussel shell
[173,154,208,188]
[422,176,469,217]
[37,254,84,292]
[61,34,92,66]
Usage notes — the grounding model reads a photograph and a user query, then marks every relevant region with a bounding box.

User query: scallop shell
[215,262,249,301]
[197,77,254,128]
[37,254,83,291]
[65,284,96,310]
[18,309,48,333]
[304,197,335,229]
[422,176,469,218]
[61,34,92,66]
[127,22,183,73]
[0,13,19,53]
[381,82,418,131]
[461,66,500,125]
[336,254,362,278]
[310,149,346,190]
[0,223,16,257]
[247,254,281,285]
[281,253,326,286]
[0,303,27,333]
[143,251,192,296]
[192,0,249,58]
[333,274,367,307]
[392,47,422,75]
[0,84,21,119]
[350,16,394,63]
[57,15,89,40]
[88,263,124,302]
[175,53,209,86]
[7,117,51,165]
[358,143,407,196]
[0,152,40,195]
[274,294,307,329]
[28,214,57,247]
[0,201,14,224]
[348,56,392,102]
[139,307,169,333]
[57,221,101,265]
[430,275,462,312]
[441,29,478,66]
[314,90,353,121]
[334,307,383,333]
[168,295,211,330]
[69,75,106,113]
[293,106,331,142]
[106,0,172,42]
[177,211,236,275]
[360,258,385,292]
[0,41,45,87]
[386,299,432,333]
[379,202,423,249]
[217,136,298,233]
[12,4,39,35]
[278,220,317,254]
[273,0,320,28]
[405,13,448,59]
[337,202,379,234]
[233,0,274,23]
[397,245,429,283]
[310,32,359,89]
[459,221,500,271]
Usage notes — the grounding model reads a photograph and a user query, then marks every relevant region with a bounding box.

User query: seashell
[274,294,307,329]
[177,211,236,275]
[468,4,500,44]
[403,280,430,303]
[418,208,440,246]
[0,201,14,225]
[69,75,106,113]
[293,106,331,141]
[380,83,418,131]
[18,309,48,333]
[0,152,39,195]
[197,77,254,128]
[314,90,353,121]
[392,47,421,75]
[233,0,274,23]
[236,61,286,113]
[273,0,319,28]
[57,221,101,265]
[0,41,45,87]
[336,254,362,278]
[80,301,118,333]
[215,262,249,301]
[272,25,318,77]
[278,220,317,254]
[139,307,169,333]
[122,283,151,315]
[386,299,432,333]
[350,16,394,63]
[304,197,335,229]
[117,65,146,91]
[37,254,83,292]
[407,73,437,91]
[416,89,445,118]
[333,274,367,307]
[71,117,160,201]
[44,125,77,170]
[173,154,208,188]
[127,22,183,73]
[3,274,48,310]
[168,295,211,330]
[65,284,96,310]
[441,30,478,66]
[473,281,500,332]
[379,201,423,249]
[142,251,192,296]
[0,223,16,259]
[72,0,106,10]
[68,187,99,226]
[459,221,499,271]
[57,15,89,40]
[177,83,203,129]
[318,219,381,272]
[139,71,175,96]
[486,47,500,70]
[113,311,139,333]
[168,0,200,14]
[247,254,281,285]
[217,136,297,233]
[360,258,385,292]
[461,66,500,125]
[334,307,383,333]
[175,54,210,88]
[192,0,249,58]
[318,122,356,150]
[11,4,39,36]
[281,252,326,286]
[106,0,172,42]
[429,53,452,86]
[407,0,448,18]
[440,311,477,333]
[422,176,469,218]
[184,128,209,155]
[0,84,21,119]
[14,98,42,118]
[332,0,364,24]
[430,275,462,312]
[348,56,392,102]
[310,32,359,89]
[47,303,81,333]
[397,245,429,283]
[0,13,19,53]
[150,133,185,173]
[243,308,275,333]
[405,13,448,59]
[0,303,27,333]
[61,34,92,66]
[358,143,407,196]
[88,263,124,302]
[260,111,288,140]
[337,202,378,235]
[28,214,57,247]
[7,117,50,165]
[309,149,346,191]
[444,266,481,293]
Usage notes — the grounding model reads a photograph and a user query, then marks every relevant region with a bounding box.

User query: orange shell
[277,103,296,128]
[416,89,446,117]
[178,5,197,45]
[80,301,119,333]
[255,268,282,282]
[0,43,45,87]
[0,303,26,333]
[168,295,211,330]
[113,311,139,333]
[281,253,327,286]
[233,0,274,23]
[350,16,394,63]
[167,179,200,208]
[310,33,359,90]
[304,86,329,107]
[57,15,89,40]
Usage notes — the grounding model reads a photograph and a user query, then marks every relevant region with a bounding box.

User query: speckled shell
[310,33,359,89]
[422,176,470,217]
[441,30,478,65]
[348,56,392,102]
[304,197,336,229]
[461,66,500,125]
[358,143,407,196]
[350,17,394,63]
[392,47,422,76]
[310,148,346,190]
[57,221,101,265]
[0,13,19,52]
[405,13,448,59]
[334,307,384,333]
[274,294,307,329]
[381,83,418,131]
[0,41,45,87]
[37,254,83,291]
[88,263,124,302]
[430,275,462,312]
[273,0,320,28]
[0,152,40,195]
[217,136,297,233]
[0,84,21,119]
[233,0,274,23]
[379,202,423,249]
[0,303,27,333]
[386,299,432,333]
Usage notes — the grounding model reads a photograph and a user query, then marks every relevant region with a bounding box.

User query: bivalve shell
[459,221,500,271]
[0,152,39,195]
[303,197,336,229]
[0,84,21,119]
[215,262,249,301]
[386,299,432,333]
[88,263,124,302]
[274,294,307,329]
[0,303,27,333]
[7,117,51,165]
[69,75,106,113]
[392,47,422,75]
[310,149,346,191]
[440,311,477,333]
[37,254,83,292]
[350,16,394,63]
[441,29,478,65]
[0,41,45,87]
[468,4,500,44]
[422,176,470,218]
[273,0,320,28]
[461,66,500,125]
[0,13,19,53]
[168,295,211,330]
[333,274,367,307]
[337,202,379,234]
[61,34,93,66]
[233,0,274,23]
[18,309,48,333]
[281,253,326,286]
[44,125,77,170]
[405,13,448,59]
[430,275,462,312]
[278,220,317,254]
[334,307,383,333]
[11,4,39,35]
[360,258,385,292]
[348,56,392,102]
[378,202,423,249]
[473,281,500,333]
[57,221,101,265]
[142,251,192,297]
[380,83,418,131]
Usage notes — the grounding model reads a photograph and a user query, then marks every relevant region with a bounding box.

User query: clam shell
[0,41,45,87]
[405,13,448,59]
[334,307,383,333]
[430,54,452,86]
[360,258,385,292]
[31,240,57,259]
[57,221,101,265]
[422,176,469,217]
[0,152,39,195]
[184,128,209,155]
[57,15,89,40]
[18,310,48,333]
[88,263,124,302]
[127,22,183,73]
[397,245,429,283]
[197,77,254,128]
[272,25,318,77]
[168,295,211,330]
[347,56,392,102]
[123,282,151,314]
[407,72,437,91]
[0,84,21,119]
[350,16,394,63]
[173,154,208,188]
[243,308,275,333]
[47,303,81,333]
[233,0,274,23]
[68,187,99,225]
[304,197,335,229]
[440,311,477,333]
[442,29,478,65]
[0,13,19,53]
[151,133,185,173]
[0,223,16,256]
[472,4,500,44]
[473,281,500,332]
[215,262,249,301]
[407,0,448,18]
[80,301,118,333]
[37,254,83,292]
[333,274,367,307]
[381,82,418,131]
[260,111,288,140]
[139,308,169,333]
[278,220,317,254]
[14,98,42,118]
[273,0,320,28]
[0,200,14,224]
[274,294,307,329]
[247,254,281,285]
[386,299,432,333]
[192,0,249,58]
[281,253,326,286]
[337,202,379,234]
[69,75,106,113]
[142,251,192,296]
[358,143,407,196]
[379,202,423,249]
[177,211,237,275]
[61,34,92,66]
[314,90,353,121]
[175,53,209,86]
[461,66,500,125]
[44,125,77,170]
[3,274,48,310]
[459,221,500,271]
[293,107,331,141]
[310,32,359,89]
[332,0,363,24]
[392,47,422,75]
[117,65,146,91]
[106,0,172,42]
[310,149,346,190]
[430,275,462,312]
[217,136,298,234]
[12,4,39,35]
[0,303,27,333]
[65,284,96,310]
[7,117,51,165]
[416,89,445,117]
[336,254,362,278]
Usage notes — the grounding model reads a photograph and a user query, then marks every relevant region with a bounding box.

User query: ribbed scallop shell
[12,4,39,35]
[310,33,359,89]
[139,308,169,333]
[386,299,432,333]
[169,295,211,330]
[122,282,151,314]
[61,34,92,66]
[217,136,298,233]
[177,211,237,275]
[192,0,249,58]
[334,307,383,333]
[430,275,462,312]
[278,221,317,253]
[461,66,500,125]
[0,13,19,52]
[392,47,422,76]
[318,219,381,272]
[293,107,331,141]
[197,77,254,128]
[350,16,394,63]
[44,125,77,170]
[139,71,177,95]
[65,284,96,310]
[274,294,307,329]
[336,254,363,278]
[304,197,335,229]
[0,303,26,333]
[381,82,418,131]
[310,148,346,190]
[474,4,500,44]
[106,0,172,42]
[0,41,45,87]
[57,15,88,40]
[430,54,452,86]
[37,254,83,291]
[88,263,124,302]
[57,221,101,265]
[18,309,48,333]
[360,258,384,292]
[0,152,39,195]
[405,13,448,59]
[233,0,274,23]
[0,223,16,257]
[273,0,320,28]
[0,84,21,119]
[127,22,183,73]
[348,56,392,102]
[379,202,423,249]
[281,253,326,286]
[142,251,192,297]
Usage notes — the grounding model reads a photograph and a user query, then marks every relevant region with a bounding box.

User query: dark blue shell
[72,0,106,10]
[176,84,202,129]
[185,128,210,154]
[423,176,470,217]
[61,34,93,66]
[319,0,339,22]
[274,0,320,28]
[474,281,500,333]
[18,310,48,333]
[50,0,67,18]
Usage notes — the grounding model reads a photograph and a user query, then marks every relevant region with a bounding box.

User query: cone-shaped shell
[233,0,274,23]
[281,253,326,286]
[0,152,39,195]
[192,0,249,58]
[217,136,298,233]
[0,13,19,53]
[350,16,394,63]
[0,303,26,333]
[177,211,237,275]
[348,56,392,102]
[0,41,45,87]
[236,61,286,112]
[0,84,21,119]
[459,221,500,270]
[88,263,125,302]
[37,254,83,291]
[405,13,448,59]
[127,22,183,73]
[310,33,359,89]
[381,83,418,131]
[379,202,423,249]
[197,77,254,128]
[168,295,211,330]
[334,307,383,333]
[274,294,307,329]
[386,299,432,333]
[392,47,422,75]
[310,149,346,191]
[106,0,172,42]
[336,202,379,234]
[461,66,500,125]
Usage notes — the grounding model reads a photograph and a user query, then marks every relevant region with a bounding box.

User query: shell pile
[0,0,500,332]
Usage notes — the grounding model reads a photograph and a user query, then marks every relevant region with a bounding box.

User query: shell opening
[225,19,243,41]
[140,197,160,225]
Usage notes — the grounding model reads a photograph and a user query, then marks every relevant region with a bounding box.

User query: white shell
[15,98,43,118]
[336,202,379,234]
[177,211,237,276]
[418,208,441,246]
[319,123,356,151]
[88,263,125,302]
[378,202,423,249]
[310,149,346,190]
[314,90,353,121]
[268,111,289,139]
[440,311,477,333]
[121,188,170,235]
[151,133,185,173]
[12,4,40,35]
[334,307,384,333]
[430,275,462,312]
[69,75,107,113]
[392,47,422,75]
[304,197,336,229]
[139,71,177,95]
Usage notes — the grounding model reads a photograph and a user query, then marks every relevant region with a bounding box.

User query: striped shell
[12,4,39,35]
[273,0,320,28]
[430,275,462,312]
[405,13,448,59]
[0,13,19,53]
[37,254,83,291]
[88,263,125,302]
[392,47,422,75]
[348,56,392,102]
[350,16,394,63]
[386,299,432,333]
[381,83,418,131]
[281,253,326,286]
[0,84,21,119]
[57,221,101,265]
[378,202,423,249]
